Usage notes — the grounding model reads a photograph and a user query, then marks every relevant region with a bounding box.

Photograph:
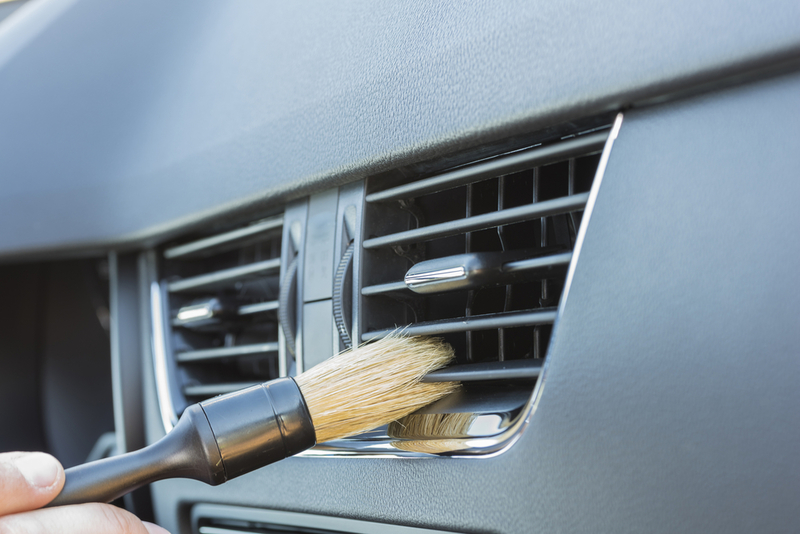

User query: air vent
[357,127,613,453]
[192,504,462,534]
[158,215,284,416]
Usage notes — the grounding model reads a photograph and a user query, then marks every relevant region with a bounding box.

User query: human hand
[0,451,169,533]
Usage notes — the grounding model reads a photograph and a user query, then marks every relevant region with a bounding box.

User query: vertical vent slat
[465,182,476,363]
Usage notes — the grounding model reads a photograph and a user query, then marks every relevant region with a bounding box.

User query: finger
[0,452,64,515]
[0,503,171,534]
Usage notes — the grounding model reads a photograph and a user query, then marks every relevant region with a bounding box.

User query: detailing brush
[48,335,458,507]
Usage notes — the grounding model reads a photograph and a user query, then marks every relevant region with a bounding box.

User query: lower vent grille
[193,504,461,534]
[158,215,283,416]
[357,128,610,452]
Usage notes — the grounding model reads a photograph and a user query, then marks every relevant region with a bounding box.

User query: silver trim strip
[462,112,623,458]
[150,281,178,431]
[556,113,622,329]
[108,252,126,453]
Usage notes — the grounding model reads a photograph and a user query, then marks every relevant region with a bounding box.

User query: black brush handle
[48,405,224,506]
[48,378,316,507]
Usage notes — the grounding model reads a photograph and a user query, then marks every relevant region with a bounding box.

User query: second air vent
[159,215,283,416]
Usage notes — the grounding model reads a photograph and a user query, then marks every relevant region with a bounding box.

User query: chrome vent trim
[150,279,178,432]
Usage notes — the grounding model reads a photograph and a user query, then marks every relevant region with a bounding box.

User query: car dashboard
[0,1,798,533]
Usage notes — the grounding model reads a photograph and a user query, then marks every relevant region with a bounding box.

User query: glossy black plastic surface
[201,379,315,479]
[49,378,315,506]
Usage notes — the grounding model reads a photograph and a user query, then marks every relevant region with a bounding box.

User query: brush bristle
[294,335,459,443]
[388,413,476,454]
[390,439,470,454]
[388,412,476,440]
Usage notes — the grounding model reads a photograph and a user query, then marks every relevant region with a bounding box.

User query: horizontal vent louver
[160,215,284,414]
[359,131,607,429]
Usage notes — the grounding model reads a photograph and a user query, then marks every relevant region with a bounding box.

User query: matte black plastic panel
[0,0,799,259]
[148,74,800,534]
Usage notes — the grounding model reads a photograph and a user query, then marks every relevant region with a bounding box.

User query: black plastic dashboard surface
[145,74,800,534]
[0,0,798,259]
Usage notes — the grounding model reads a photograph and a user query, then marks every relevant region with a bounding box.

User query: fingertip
[143,521,171,534]
[0,452,65,515]
[14,452,64,492]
